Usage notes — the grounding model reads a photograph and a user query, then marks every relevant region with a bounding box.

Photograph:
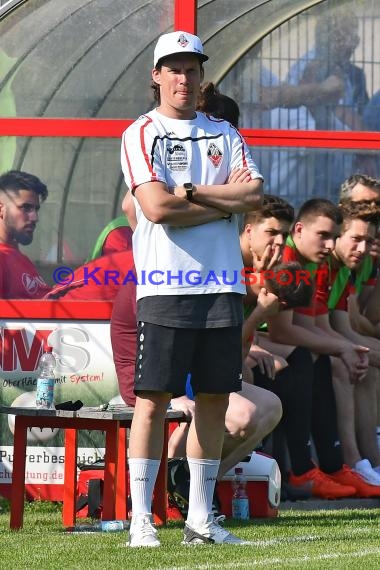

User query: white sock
[187,457,220,527]
[128,458,160,517]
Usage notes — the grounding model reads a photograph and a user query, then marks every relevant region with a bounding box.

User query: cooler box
[218,452,281,518]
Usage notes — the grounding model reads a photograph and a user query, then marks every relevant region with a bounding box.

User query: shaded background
[0,0,379,269]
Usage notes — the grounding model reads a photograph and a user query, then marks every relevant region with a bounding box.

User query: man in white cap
[121,30,264,547]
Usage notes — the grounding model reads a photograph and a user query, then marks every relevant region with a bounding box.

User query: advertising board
[0,316,119,499]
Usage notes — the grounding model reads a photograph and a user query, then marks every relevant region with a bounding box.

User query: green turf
[0,498,379,569]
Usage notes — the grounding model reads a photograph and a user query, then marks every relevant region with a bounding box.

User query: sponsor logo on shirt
[207,142,223,167]
[166,143,188,171]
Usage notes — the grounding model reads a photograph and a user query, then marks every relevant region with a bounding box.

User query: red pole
[174,0,197,33]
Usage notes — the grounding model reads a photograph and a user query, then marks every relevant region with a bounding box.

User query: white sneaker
[353,459,380,486]
[128,514,160,548]
[182,515,252,545]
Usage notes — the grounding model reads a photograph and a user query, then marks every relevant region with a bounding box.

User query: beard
[4,213,35,245]
[16,230,34,246]
[7,224,35,246]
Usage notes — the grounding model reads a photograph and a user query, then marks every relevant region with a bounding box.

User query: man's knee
[135,391,172,418]
[195,392,229,417]
[227,392,282,440]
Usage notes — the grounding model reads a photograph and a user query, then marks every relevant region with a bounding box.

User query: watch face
[184,183,193,190]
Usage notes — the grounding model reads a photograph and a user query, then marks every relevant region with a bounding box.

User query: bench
[0,405,185,529]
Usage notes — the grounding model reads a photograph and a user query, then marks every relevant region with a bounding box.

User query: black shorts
[134,321,242,396]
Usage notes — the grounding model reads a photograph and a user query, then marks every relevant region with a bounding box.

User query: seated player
[323,200,380,479]
[267,197,380,497]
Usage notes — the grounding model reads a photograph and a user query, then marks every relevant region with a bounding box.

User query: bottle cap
[44,345,53,353]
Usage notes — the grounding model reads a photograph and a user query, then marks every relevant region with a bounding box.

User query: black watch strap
[183,182,195,201]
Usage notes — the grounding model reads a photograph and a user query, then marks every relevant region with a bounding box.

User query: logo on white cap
[177,34,189,48]
[153,31,208,67]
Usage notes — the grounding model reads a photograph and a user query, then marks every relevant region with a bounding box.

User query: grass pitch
[0,499,379,569]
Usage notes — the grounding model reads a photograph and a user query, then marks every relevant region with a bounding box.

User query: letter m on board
[0,328,53,371]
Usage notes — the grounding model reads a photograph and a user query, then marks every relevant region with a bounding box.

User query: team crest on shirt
[177,34,189,48]
[166,143,188,171]
[22,273,46,295]
[207,142,223,167]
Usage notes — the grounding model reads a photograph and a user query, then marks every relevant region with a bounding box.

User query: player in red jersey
[0,170,51,299]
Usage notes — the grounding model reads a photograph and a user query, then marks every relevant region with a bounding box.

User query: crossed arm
[134,169,263,226]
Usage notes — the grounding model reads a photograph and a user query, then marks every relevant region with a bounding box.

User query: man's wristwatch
[183,182,196,201]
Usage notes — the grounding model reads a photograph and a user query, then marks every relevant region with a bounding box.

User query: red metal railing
[1,117,380,149]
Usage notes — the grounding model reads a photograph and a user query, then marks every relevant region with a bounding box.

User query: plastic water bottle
[231,467,250,520]
[97,520,129,532]
[35,346,56,409]
[66,520,130,533]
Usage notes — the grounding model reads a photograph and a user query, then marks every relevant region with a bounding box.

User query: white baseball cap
[154,31,209,68]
